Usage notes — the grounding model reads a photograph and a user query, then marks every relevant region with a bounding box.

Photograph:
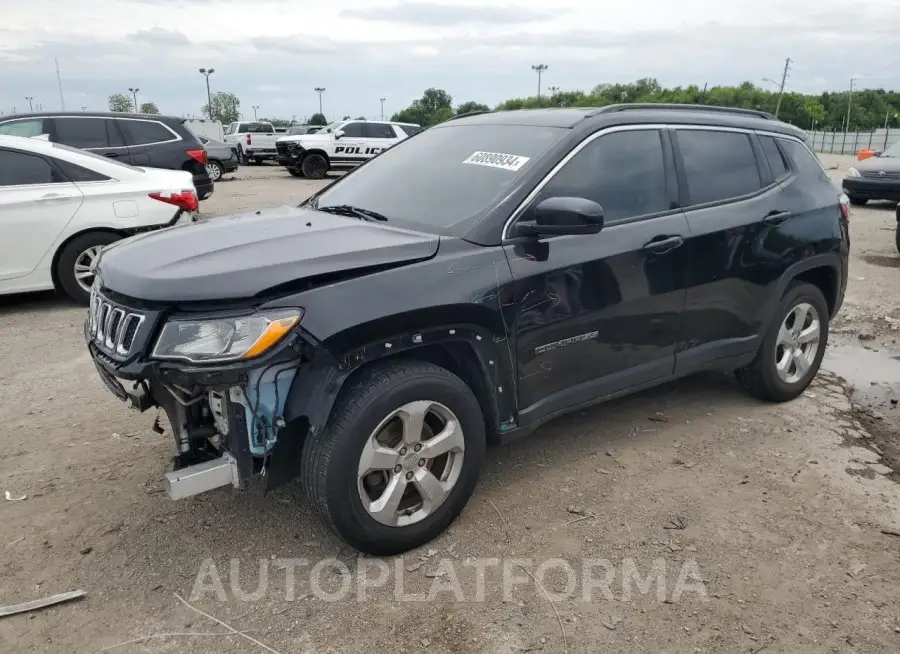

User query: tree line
[390,79,900,131]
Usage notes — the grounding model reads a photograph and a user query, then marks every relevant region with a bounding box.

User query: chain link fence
[808,128,899,155]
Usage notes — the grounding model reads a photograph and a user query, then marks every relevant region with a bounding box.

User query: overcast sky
[1,0,897,122]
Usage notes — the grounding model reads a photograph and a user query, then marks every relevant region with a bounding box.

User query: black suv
[85,104,849,555]
[0,112,213,200]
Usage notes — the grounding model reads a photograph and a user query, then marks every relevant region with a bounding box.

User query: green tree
[455,101,490,116]
[202,91,240,124]
[355,115,366,120]
[342,115,351,120]
[108,93,131,113]
[309,113,327,125]
[139,102,159,114]
[803,98,826,129]
[391,88,454,127]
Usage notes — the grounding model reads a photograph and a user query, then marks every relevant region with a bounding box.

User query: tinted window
[0,150,61,186]
[778,139,829,181]
[224,123,236,135]
[119,119,175,146]
[676,130,761,205]
[340,123,366,138]
[51,142,143,172]
[242,123,273,133]
[532,130,668,223]
[0,119,47,137]
[759,135,789,180]
[54,158,110,182]
[313,124,564,231]
[53,117,124,149]
[398,125,422,136]
[366,123,396,139]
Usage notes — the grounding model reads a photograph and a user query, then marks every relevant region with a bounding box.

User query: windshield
[312,123,565,233]
[881,141,900,157]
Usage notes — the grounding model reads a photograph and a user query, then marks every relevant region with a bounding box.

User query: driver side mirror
[514,197,604,237]
[333,130,345,139]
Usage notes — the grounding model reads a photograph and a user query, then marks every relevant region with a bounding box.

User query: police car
[275,119,422,179]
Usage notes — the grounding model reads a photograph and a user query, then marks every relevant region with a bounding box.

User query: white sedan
[0,134,199,303]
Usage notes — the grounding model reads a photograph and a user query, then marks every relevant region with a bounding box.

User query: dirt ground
[1,157,899,653]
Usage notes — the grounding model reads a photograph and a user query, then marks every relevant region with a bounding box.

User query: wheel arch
[300,148,331,165]
[762,253,843,324]
[49,227,126,292]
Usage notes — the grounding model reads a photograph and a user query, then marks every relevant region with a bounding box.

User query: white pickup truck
[223,121,279,164]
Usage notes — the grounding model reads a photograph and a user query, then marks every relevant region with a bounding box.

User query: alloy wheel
[73,246,102,293]
[775,302,821,384]
[357,400,465,527]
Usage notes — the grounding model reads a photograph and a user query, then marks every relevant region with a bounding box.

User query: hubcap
[74,246,103,293]
[357,400,465,527]
[206,163,221,181]
[775,302,820,384]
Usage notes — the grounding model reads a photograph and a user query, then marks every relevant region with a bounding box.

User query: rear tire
[300,359,486,555]
[735,282,829,402]
[287,168,305,178]
[56,232,122,304]
[848,195,867,206]
[895,222,900,255]
[301,153,328,180]
[206,160,224,182]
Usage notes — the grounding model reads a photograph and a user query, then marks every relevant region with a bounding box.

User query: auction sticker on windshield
[462,151,530,171]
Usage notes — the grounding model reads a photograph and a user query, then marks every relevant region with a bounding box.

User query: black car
[842,140,900,205]
[85,104,849,555]
[0,112,214,200]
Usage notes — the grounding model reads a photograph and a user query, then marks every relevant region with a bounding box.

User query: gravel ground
[1,158,899,653]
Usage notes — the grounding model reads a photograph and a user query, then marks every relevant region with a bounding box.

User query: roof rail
[594,103,777,121]
[447,110,493,121]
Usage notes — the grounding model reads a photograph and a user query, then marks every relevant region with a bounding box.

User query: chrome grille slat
[88,287,146,358]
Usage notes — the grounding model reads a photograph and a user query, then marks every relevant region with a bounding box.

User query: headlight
[152,309,302,363]
[846,167,861,178]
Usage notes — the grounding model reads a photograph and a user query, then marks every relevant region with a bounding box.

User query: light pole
[25,96,34,111]
[531,64,548,99]
[199,68,215,119]
[314,87,326,117]
[128,87,140,112]
[380,97,386,121]
[844,77,856,136]
[252,105,260,120]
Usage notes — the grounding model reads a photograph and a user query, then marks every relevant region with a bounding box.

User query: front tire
[300,360,486,555]
[736,282,829,402]
[287,167,305,178]
[56,232,121,304]
[300,153,328,179]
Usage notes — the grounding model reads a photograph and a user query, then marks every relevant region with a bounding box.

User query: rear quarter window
[778,138,829,182]
[118,119,177,146]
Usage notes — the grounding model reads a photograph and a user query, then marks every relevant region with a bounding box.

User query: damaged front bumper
[85,291,342,500]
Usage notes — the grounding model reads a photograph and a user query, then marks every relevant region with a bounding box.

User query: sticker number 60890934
[462,151,530,171]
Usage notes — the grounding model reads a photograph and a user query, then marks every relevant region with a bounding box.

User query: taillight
[150,190,199,213]
[186,149,208,165]
[839,193,850,221]
[246,134,251,146]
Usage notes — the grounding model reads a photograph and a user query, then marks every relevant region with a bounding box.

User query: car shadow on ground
[0,290,79,316]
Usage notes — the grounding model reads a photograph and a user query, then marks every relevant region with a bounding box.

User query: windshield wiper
[316,204,388,222]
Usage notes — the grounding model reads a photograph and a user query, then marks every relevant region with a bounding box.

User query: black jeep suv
[0,112,214,200]
[85,104,849,555]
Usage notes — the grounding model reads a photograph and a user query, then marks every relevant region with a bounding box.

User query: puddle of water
[859,254,900,269]
[824,337,900,393]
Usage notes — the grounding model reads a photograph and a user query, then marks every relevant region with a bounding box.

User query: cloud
[340,1,555,25]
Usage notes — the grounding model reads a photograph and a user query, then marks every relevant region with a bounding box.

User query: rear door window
[397,124,422,136]
[118,119,177,146]
[52,117,124,150]
[0,149,64,186]
[366,123,397,139]
[0,119,48,137]
[675,130,762,206]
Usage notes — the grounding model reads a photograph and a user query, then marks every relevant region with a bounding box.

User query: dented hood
[96,206,439,302]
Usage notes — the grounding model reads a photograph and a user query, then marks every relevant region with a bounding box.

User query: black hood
[97,206,439,302]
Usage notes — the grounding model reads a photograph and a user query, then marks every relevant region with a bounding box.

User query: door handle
[763,210,792,226]
[37,193,74,202]
[105,152,121,158]
[642,235,684,254]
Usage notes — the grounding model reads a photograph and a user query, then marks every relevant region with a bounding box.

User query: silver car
[199,135,240,181]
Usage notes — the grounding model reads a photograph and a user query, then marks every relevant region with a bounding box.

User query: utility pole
[701,82,708,102]
[252,105,259,120]
[199,68,215,119]
[844,77,856,136]
[128,87,140,112]
[774,57,791,118]
[25,96,34,111]
[55,58,65,110]
[531,64,548,99]
[314,87,326,117]
[380,97,386,121]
